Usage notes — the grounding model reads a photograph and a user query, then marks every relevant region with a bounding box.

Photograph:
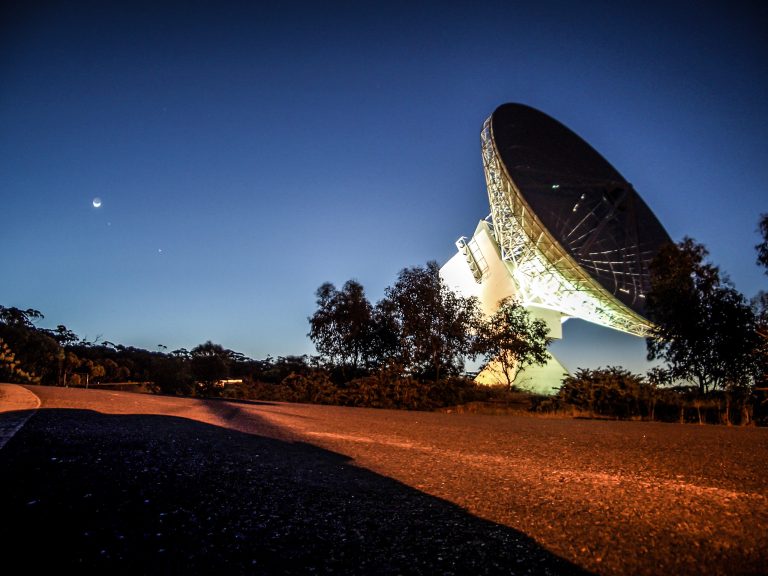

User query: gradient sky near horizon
[2,1,766,375]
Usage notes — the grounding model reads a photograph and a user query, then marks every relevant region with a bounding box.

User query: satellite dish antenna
[482,103,671,336]
[441,103,672,391]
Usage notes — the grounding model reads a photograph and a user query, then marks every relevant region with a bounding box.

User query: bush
[230,366,494,412]
[278,371,337,404]
[547,367,656,420]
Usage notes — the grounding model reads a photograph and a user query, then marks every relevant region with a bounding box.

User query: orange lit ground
[2,385,765,575]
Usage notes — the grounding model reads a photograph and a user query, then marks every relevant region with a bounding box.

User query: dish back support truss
[481,117,652,337]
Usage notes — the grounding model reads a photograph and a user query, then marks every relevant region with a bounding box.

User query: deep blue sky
[2,1,766,374]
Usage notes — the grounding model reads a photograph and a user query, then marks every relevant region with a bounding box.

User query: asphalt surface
[1,386,766,575]
[0,384,39,447]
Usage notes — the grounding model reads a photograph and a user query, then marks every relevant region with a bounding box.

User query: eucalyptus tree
[0,305,60,383]
[755,215,768,390]
[308,280,375,372]
[756,213,768,274]
[190,341,232,396]
[0,306,44,329]
[381,261,481,381]
[645,237,757,395]
[475,297,552,389]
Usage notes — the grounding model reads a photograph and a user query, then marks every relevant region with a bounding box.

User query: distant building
[215,379,243,389]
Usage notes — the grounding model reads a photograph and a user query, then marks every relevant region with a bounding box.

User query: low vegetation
[535,366,764,425]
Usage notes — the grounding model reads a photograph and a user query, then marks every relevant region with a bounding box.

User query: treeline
[0,305,495,410]
[0,306,315,396]
[0,261,551,411]
[2,215,767,423]
[535,366,767,425]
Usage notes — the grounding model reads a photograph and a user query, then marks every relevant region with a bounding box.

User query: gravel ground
[1,386,766,575]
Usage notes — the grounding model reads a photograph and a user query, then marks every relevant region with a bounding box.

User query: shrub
[278,371,336,404]
[551,367,654,420]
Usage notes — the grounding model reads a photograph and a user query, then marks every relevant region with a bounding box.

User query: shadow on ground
[0,408,590,575]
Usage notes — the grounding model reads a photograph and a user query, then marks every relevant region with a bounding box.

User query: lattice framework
[480,117,652,337]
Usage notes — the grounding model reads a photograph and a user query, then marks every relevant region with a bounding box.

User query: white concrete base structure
[440,220,569,395]
[475,353,568,396]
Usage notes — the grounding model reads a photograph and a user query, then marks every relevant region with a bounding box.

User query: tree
[47,325,80,347]
[0,306,44,329]
[756,213,768,275]
[0,338,40,383]
[0,306,61,384]
[754,215,768,389]
[381,261,481,381]
[261,355,311,383]
[190,341,231,396]
[308,280,374,372]
[60,350,81,387]
[369,297,400,369]
[645,238,758,395]
[753,291,768,388]
[151,353,194,396]
[474,298,552,389]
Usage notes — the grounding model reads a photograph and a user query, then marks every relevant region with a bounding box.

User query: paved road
[0,384,40,449]
[2,386,766,575]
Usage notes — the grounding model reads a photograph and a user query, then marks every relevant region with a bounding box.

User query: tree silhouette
[308,280,375,372]
[0,306,44,329]
[475,298,552,390]
[190,341,231,397]
[645,238,757,395]
[381,261,481,381]
[756,213,768,275]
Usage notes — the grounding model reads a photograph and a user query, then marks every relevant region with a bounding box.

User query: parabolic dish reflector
[482,103,672,336]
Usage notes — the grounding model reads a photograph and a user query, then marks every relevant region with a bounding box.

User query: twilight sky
[2,0,766,375]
